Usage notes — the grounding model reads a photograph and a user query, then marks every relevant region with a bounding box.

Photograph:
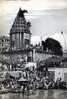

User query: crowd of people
[0,66,67,92]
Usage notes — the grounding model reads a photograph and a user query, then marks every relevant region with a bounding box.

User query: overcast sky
[0,0,67,50]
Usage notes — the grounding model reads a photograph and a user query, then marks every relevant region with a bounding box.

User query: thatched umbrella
[17,77,29,85]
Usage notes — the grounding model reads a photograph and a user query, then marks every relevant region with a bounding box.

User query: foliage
[42,38,63,56]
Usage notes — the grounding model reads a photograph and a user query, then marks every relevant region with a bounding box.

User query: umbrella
[17,77,29,85]
[8,71,22,79]
[18,77,28,82]
[25,62,36,68]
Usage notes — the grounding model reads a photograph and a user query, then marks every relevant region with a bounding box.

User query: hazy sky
[0,0,67,50]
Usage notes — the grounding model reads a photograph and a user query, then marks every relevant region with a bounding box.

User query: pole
[61,31,67,51]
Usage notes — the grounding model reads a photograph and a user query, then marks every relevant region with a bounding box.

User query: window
[24,33,30,40]
[25,39,30,46]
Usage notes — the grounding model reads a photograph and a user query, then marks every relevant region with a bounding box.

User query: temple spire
[17,8,28,18]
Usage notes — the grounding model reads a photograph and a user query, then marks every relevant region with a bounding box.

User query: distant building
[0,36,10,53]
[32,45,67,82]
[0,36,10,69]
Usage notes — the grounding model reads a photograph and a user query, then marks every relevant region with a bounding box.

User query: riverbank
[0,89,36,95]
[0,89,67,95]
[0,90,67,99]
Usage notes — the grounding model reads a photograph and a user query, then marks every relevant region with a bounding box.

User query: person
[55,77,62,89]
[43,76,51,89]
[22,82,27,94]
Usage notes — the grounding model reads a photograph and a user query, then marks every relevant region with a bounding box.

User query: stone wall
[33,49,52,62]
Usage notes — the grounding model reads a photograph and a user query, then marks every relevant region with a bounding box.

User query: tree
[42,38,63,56]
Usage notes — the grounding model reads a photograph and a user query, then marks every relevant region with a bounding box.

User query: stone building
[10,8,31,50]
[0,36,10,70]
[32,44,67,82]
[9,8,32,69]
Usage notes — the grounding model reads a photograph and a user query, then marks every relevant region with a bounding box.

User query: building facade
[0,36,10,69]
[0,36,10,53]
[9,8,32,68]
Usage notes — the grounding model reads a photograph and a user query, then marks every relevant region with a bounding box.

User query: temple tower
[10,8,31,51]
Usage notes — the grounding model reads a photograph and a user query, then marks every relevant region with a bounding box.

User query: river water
[0,90,67,99]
